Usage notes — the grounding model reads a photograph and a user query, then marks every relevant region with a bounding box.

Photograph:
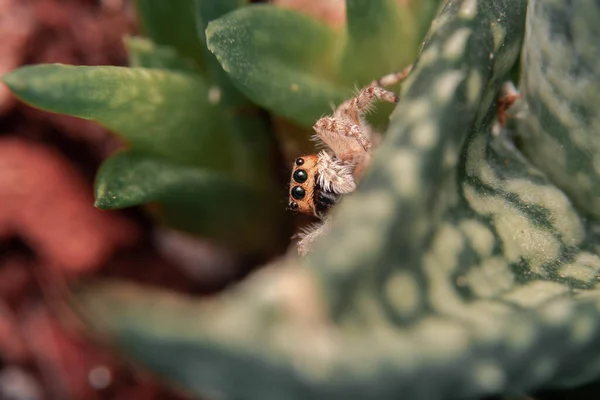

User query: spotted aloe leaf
[517,1,600,220]
[206,0,441,127]
[71,1,600,399]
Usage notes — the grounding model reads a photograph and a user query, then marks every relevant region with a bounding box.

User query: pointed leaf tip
[3,64,239,170]
[2,68,23,90]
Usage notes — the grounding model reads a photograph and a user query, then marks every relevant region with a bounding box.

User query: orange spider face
[288,154,319,216]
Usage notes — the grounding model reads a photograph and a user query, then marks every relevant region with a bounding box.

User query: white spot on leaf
[385,271,421,316]
[435,71,464,103]
[443,28,471,60]
[388,150,421,197]
[410,122,438,149]
[459,0,478,19]
[459,219,495,256]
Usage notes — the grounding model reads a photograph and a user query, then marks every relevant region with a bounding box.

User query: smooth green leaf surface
[341,0,417,83]
[206,5,348,127]
[125,36,201,74]
[95,152,289,253]
[194,0,284,188]
[3,64,236,170]
[207,1,429,127]
[194,0,246,44]
[136,0,205,69]
[408,0,445,40]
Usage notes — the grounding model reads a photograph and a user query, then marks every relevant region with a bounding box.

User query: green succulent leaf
[68,0,600,399]
[517,1,600,219]
[207,1,435,127]
[194,0,284,188]
[194,0,247,45]
[341,0,418,83]
[136,0,205,69]
[95,152,289,252]
[125,36,201,74]
[206,5,349,127]
[71,279,299,397]
[409,0,445,40]
[2,64,236,171]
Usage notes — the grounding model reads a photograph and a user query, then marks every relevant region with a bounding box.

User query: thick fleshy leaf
[2,64,236,170]
[194,0,284,187]
[206,5,349,127]
[135,0,205,69]
[124,36,201,74]
[68,0,600,399]
[517,1,600,218]
[95,152,290,253]
[194,0,246,45]
[76,3,600,400]
[207,1,429,127]
[341,0,418,83]
[408,0,445,40]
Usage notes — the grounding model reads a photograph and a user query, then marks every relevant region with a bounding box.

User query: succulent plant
[3,0,296,258]
[4,0,600,399]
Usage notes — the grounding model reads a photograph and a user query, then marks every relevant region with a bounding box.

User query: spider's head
[288,154,319,216]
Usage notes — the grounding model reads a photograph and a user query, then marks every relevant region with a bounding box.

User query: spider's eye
[289,202,299,210]
[293,169,308,183]
[291,186,306,200]
[295,157,304,166]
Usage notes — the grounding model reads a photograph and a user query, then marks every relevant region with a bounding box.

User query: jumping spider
[288,65,412,255]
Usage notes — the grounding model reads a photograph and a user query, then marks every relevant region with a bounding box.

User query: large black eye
[293,169,308,183]
[291,186,306,200]
[289,202,299,210]
[295,157,304,166]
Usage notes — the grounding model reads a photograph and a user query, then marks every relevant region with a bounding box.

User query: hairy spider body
[288,66,412,255]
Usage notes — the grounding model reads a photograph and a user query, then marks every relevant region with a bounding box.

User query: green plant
[3,0,295,257]
[4,0,600,399]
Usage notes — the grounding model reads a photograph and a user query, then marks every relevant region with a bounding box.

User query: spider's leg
[313,116,371,153]
[376,64,412,88]
[334,64,412,124]
[297,218,332,256]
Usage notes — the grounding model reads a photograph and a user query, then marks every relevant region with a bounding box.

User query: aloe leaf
[517,1,600,219]
[135,0,205,69]
[95,152,289,252]
[410,0,445,40]
[75,2,600,400]
[125,36,201,74]
[71,279,311,397]
[341,0,418,84]
[194,0,247,90]
[194,0,283,188]
[206,5,348,127]
[2,64,236,171]
[194,0,246,45]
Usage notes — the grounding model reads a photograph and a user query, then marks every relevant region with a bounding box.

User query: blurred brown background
[0,1,213,398]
